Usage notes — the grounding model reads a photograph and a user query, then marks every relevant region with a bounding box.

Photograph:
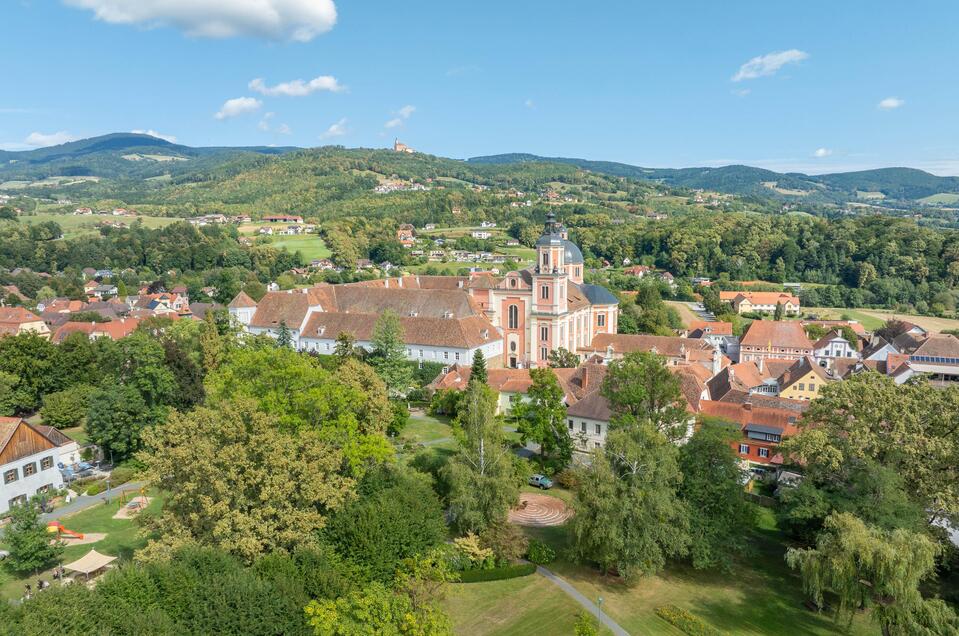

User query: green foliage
[601,351,689,442]
[574,611,600,636]
[86,384,161,462]
[205,348,393,473]
[469,349,488,386]
[456,563,537,583]
[478,521,529,564]
[678,425,756,570]
[526,539,556,565]
[443,382,522,534]
[325,465,446,582]
[547,347,580,369]
[655,605,724,636]
[511,368,573,468]
[3,498,63,575]
[569,426,690,581]
[139,400,354,564]
[787,512,959,635]
[369,310,413,397]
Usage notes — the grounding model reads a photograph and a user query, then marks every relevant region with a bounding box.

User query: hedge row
[457,563,537,583]
[655,605,724,636]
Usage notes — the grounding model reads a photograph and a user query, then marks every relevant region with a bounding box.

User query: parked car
[528,474,553,490]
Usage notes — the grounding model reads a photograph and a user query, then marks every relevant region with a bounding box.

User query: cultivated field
[265,235,331,260]
[812,307,959,333]
[10,213,178,238]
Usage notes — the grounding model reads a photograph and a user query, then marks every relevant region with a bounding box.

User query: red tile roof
[741,320,813,350]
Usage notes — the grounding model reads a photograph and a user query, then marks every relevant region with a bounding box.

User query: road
[40,481,146,522]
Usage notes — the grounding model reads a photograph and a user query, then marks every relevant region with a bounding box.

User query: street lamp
[597,596,604,627]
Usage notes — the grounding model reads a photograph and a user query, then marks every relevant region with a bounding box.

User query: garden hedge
[457,563,536,583]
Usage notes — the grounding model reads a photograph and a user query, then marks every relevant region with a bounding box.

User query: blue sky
[2,1,958,175]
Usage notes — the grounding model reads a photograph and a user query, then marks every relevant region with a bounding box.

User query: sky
[2,0,959,175]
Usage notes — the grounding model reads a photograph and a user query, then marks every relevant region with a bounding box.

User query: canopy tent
[63,549,116,575]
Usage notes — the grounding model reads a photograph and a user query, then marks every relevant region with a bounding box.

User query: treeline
[574,211,959,312]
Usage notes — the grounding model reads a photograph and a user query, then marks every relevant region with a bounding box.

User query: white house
[1,419,79,515]
[813,331,860,368]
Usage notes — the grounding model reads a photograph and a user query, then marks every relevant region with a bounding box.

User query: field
[811,307,959,333]
[265,234,331,260]
[442,575,606,635]
[0,492,161,601]
[918,193,959,205]
[521,509,878,636]
[664,300,701,328]
[9,213,178,238]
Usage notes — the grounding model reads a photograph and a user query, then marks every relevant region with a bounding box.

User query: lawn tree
[469,348,488,386]
[787,513,959,636]
[569,426,689,581]
[86,384,161,463]
[678,424,756,570]
[773,301,785,321]
[40,384,93,429]
[205,348,393,474]
[783,373,959,528]
[139,399,354,564]
[5,498,63,575]
[511,368,573,467]
[547,347,580,368]
[333,331,357,362]
[601,351,689,442]
[0,370,20,416]
[305,551,454,636]
[369,309,413,397]
[443,382,522,534]
[276,320,293,348]
[574,611,600,636]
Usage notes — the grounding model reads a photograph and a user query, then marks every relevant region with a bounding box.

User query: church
[228,213,619,368]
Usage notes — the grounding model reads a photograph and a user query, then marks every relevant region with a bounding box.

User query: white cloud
[63,0,337,42]
[215,97,262,120]
[276,123,291,135]
[813,147,832,158]
[524,99,535,109]
[249,75,344,97]
[320,118,349,139]
[878,97,904,110]
[25,131,78,147]
[257,112,290,134]
[385,105,415,129]
[732,49,809,81]
[131,129,177,143]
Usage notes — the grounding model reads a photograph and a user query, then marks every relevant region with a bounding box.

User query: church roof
[578,283,618,306]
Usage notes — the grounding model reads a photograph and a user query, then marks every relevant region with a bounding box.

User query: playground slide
[47,521,84,540]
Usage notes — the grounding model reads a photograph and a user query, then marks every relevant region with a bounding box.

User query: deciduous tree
[601,351,689,442]
[511,368,572,467]
[4,498,63,575]
[369,310,412,397]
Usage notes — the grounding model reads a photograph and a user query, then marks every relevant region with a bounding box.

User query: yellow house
[0,307,50,339]
[777,356,833,400]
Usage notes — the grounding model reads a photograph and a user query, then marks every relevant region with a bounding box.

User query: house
[776,356,835,400]
[578,333,723,373]
[480,221,497,228]
[699,399,808,468]
[739,320,814,363]
[720,291,801,316]
[397,224,416,247]
[51,318,141,343]
[0,307,50,339]
[393,139,414,153]
[1,285,29,303]
[861,336,897,362]
[884,333,959,386]
[263,214,304,224]
[686,321,733,345]
[87,284,118,300]
[0,418,79,515]
[623,265,651,277]
[423,223,437,231]
[813,330,859,368]
[470,231,493,240]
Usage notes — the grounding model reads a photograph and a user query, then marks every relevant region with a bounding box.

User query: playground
[0,489,162,601]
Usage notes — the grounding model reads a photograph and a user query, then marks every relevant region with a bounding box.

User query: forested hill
[0,133,297,181]
[469,153,959,205]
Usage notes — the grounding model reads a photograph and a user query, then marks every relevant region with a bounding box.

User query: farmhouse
[0,418,79,515]
[720,291,800,315]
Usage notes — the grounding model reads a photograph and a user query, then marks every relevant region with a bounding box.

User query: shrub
[84,482,106,496]
[457,563,536,583]
[554,468,579,490]
[574,611,599,636]
[655,605,724,636]
[526,539,555,565]
[453,532,495,570]
[108,466,136,486]
[479,521,529,565]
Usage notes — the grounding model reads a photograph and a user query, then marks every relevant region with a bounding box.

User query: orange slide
[47,521,84,540]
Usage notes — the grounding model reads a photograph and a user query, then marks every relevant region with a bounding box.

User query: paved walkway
[536,565,631,636]
[40,481,146,522]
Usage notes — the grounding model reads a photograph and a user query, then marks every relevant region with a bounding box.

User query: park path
[40,481,146,522]
[536,565,631,636]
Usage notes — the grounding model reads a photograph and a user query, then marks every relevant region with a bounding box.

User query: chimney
[743,401,752,411]
[728,366,735,380]
[712,347,722,375]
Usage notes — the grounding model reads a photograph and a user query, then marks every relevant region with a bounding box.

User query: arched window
[541,252,548,267]
[508,305,518,329]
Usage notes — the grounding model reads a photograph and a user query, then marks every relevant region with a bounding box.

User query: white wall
[298,336,503,366]
[1,450,65,515]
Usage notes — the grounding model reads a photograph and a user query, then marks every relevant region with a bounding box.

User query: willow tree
[786,513,959,636]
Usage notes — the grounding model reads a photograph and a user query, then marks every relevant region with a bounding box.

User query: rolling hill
[468,153,959,205]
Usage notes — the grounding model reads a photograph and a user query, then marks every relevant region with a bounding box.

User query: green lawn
[521,508,879,636]
[443,574,609,636]
[62,425,89,446]
[266,234,331,260]
[402,413,454,444]
[0,492,162,601]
